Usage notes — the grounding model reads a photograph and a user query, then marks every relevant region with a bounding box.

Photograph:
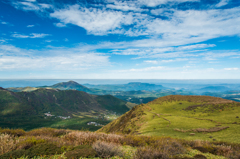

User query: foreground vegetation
[1,127,240,159]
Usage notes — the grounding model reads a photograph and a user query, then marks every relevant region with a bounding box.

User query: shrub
[26,128,68,137]
[0,128,26,137]
[92,141,123,158]
[65,145,97,159]
[193,154,207,159]
[0,143,62,158]
[17,137,45,150]
[134,147,165,159]
[0,133,19,155]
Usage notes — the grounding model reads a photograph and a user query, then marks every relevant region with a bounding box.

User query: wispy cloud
[111,44,215,57]
[216,0,229,7]
[0,44,110,71]
[12,0,53,11]
[119,66,165,72]
[224,68,239,71]
[12,33,50,38]
[27,25,34,27]
[136,0,200,7]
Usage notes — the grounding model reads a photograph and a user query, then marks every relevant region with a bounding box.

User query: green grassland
[99,95,240,143]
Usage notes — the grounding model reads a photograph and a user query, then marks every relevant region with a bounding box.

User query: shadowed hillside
[0,88,131,130]
[99,95,240,143]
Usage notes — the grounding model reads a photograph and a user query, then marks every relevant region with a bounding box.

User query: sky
[0,0,240,79]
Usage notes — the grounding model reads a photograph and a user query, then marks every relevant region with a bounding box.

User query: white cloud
[1,21,8,25]
[50,5,134,35]
[27,25,35,27]
[54,23,67,27]
[106,1,145,12]
[0,44,110,71]
[0,44,30,56]
[106,0,200,8]
[12,33,50,38]
[12,1,53,11]
[216,0,229,7]
[45,40,53,43]
[137,0,199,7]
[111,44,215,57]
[119,66,164,72]
[224,68,239,71]
[0,54,109,71]
[144,60,158,64]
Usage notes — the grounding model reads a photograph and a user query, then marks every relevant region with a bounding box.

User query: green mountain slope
[99,95,240,143]
[0,88,131,130]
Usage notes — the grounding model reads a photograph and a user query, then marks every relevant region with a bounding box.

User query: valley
[0,87,134,131]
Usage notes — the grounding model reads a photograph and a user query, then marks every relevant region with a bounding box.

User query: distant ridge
[199,86,230,92]
[50,81,92,92]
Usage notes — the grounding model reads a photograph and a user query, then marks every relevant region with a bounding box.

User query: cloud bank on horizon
[0,0,240,79]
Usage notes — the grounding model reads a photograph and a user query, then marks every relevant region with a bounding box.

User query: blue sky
[0,0,240,79]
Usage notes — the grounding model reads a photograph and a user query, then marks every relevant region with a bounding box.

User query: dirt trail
[149,111,171,127]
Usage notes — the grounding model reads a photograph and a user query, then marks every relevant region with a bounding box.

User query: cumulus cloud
[50,5,134,35]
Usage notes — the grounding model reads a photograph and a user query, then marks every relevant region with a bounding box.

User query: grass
[99,95,240,143]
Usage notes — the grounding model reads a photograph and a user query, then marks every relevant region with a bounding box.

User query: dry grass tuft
[26,128,68,137]
[0,133,19,155]
[92,141,123,158]
[63,131,123,146]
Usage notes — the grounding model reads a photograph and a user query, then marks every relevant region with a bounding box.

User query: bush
[92,141,123,158]
[26,128,68,137]
[0,143,62,158]
[65,145,97,159]
[134,147,165,159]
[0,128,26,137]
[17,137,45,150]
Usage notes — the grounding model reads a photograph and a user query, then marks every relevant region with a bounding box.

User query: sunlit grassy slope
[99,95,240,143]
